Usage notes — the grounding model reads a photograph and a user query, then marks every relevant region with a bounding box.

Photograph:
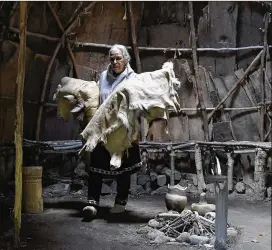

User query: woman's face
[109,49,126,74]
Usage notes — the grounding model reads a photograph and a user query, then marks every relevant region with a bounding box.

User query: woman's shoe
[109,204,126,214]
[82,205,97,220]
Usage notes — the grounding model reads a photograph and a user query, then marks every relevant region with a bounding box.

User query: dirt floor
[1,192,271,250]
[2,192,266,250]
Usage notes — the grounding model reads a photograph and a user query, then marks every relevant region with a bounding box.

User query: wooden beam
[71,41,272,53]
[9,26,59,42]
[188,1,209,141]
[14,1,27,247]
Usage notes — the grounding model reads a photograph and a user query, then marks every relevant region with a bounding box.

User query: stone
[266,187,272,198]
[187,183,198,194]
[145,182,152,193]
[147,229,165,240]
[227,227,239,242]
[235,182,246,194]
[137,174,150,186]
[153,235,172,244]
[43,183,70,197]
[204,212,216,221]
[176,232,190,243]
[136,185,146,194]
[148,219,162,229]
[166,242,183,246]
[206,183,215,194]
[74,162,88,179]
[70,179,84,191]
[136,226,152,234]
[157,175,167,187]
[151,186,168,195]
[150,172,158,182]
[199,192,208,204]
[189,235,210,245]
[203,243,214,249]
[163,168,182,181]
[191,203,216,216]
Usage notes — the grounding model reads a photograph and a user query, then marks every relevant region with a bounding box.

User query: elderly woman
[83,44,141,219]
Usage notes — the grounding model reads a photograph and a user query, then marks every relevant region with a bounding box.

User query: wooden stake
[208,50,264,123]
[188,2,209,141]
[47,2,79,78]
[14,1,27,247]
[35,2,97,140]
[260,13,270,141]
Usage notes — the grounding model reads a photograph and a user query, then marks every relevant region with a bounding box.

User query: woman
[83,44,141,220]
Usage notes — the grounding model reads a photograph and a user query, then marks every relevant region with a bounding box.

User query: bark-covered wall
[0,1,271,144]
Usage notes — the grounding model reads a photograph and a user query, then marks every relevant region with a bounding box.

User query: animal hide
[53,77,100,123]
[80,61,181,169]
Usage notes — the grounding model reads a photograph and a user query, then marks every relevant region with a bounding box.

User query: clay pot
[165,184,188,213]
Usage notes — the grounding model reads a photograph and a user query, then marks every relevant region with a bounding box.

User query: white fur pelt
[80,61,181,169]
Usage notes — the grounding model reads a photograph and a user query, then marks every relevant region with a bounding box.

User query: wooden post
[127,1,142,194]
[194,144,206,192]
[170,149,175,186]
[227,152,234,192]
[214,179,228,250]
[14,1,27,247]
[188,1,209,141]
[260,13,270,141]
[254,148,267,199]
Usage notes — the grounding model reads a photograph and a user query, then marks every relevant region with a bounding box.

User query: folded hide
[80,61,181,169]
[53,77,100,122]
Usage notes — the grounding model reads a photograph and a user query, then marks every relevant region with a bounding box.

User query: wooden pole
[71,41,272,53]
[208,50,263,123]
[127,1,142,73]
[194,144,206,192]
[127,1,143,194]
[214,179,228,250]
[14,1,27,247]
[47,2,79,78]
[227,152,234,192]
[260,13,270,141]
[254,148,267,199]
[188,1,209,141]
